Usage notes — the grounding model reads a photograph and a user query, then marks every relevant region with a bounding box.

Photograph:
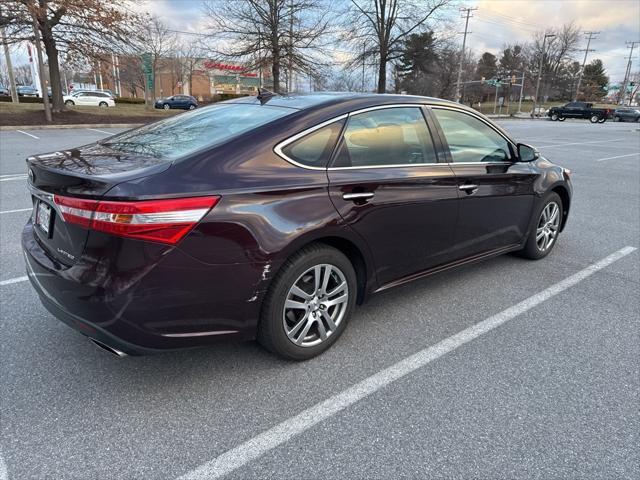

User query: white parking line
[0,451,7,480]
[0,176,27,182]
[596,152,640,162]
[177,246,637,480]
[15,130,39,139]
[0,276,28,286]
[537,138,625,148]
[0,208,31,214]
[87,128,112,134]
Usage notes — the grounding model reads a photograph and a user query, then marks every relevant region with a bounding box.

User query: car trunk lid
[27,144,172,266]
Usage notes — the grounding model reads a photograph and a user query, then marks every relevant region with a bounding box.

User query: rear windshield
[101,103,294,159]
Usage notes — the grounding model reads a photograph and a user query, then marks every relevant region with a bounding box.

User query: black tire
[558,116,566,122]
[589,114,600,123]
[550,113,559,121]
[163,103,170,110]
[517,192,563,260]
[99,101,108,107]
[257,244,357,360]
[65,100,74,106]
[598,117,606,123]
[188,104,196,110]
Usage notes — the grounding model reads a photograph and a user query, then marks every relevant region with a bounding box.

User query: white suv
[63,91,115,107]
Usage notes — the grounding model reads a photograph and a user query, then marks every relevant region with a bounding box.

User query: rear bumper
[22,221,273,354]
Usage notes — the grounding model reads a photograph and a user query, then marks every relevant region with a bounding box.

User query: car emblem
[28,168,35,183]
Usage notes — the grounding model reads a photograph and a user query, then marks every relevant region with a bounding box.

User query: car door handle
[342,192,374,201]
[458,184,478,193]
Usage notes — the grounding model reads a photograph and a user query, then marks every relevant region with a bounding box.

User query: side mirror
[517,143,540,162]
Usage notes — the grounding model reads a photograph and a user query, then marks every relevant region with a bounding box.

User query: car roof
[227,92,461,110]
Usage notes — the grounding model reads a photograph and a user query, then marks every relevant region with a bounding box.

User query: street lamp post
[532,33,556,118]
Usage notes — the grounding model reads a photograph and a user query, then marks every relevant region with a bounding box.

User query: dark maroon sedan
[22,92,572,360]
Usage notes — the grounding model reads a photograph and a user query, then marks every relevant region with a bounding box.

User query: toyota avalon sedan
[22,92,572,360]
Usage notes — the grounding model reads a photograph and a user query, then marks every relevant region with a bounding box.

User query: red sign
[202,61,258,77]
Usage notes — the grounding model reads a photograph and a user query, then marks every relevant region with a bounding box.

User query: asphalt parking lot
[1,120,639,479]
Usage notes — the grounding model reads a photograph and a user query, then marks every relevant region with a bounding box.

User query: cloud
[465,0,640,81]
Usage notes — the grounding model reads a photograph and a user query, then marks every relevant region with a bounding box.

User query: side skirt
[373,244,522,294]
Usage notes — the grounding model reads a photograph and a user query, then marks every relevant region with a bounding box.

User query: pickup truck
[547,102,613,123]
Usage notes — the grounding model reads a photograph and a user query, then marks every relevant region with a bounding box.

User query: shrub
[115,97,145,104]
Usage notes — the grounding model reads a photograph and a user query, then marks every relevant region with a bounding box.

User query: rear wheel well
[298,237,368,304]
[551,185,570,231]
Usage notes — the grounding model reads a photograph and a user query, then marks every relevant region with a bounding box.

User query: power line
[455,6,477,103]
[574,31,599,101]
[478,10,547,30]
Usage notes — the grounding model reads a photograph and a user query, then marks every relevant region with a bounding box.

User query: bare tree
[202,0,331,93]
[1,0,140,112]
[133,15,178,98]
[13,63,32,85]
[530,22,580,100]
[118,55,145,97]
[345,0,451,93]
[174,41,204,96]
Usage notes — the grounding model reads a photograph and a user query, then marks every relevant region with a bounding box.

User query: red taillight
[53,195,219,245]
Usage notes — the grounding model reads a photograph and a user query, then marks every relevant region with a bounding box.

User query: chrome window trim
[328,162,443,171]
[273,103,518,171]
[273,114,348,171]
[430,105,518,153]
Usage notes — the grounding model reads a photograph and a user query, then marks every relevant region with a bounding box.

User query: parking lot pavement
[1,121,639,479]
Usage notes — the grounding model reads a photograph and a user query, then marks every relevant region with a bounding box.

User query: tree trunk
[40,22,64,113]
[272,48,280,93]
[377,53,387,93]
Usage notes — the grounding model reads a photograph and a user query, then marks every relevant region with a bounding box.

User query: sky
[3,0,639,84]
[138,0,639,83]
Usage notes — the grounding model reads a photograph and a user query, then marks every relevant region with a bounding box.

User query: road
[1,120,639,479]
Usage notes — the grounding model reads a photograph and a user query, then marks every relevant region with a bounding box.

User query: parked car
[547,101,613,123]
[154,94,198,110]
[69,88,114,97]
[613,107,640,122]
[23,93,572,360]
[17,85,39,97]
[0,85,9,96]
[63,91,115,107]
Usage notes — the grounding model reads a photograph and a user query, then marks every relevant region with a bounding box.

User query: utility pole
[532,33,556,118]
[0,25,19,103]
[455,7,477,103]
[574,31,599,101]
[620,41,639,105]
[518,72,525,113]
[31,21,51,122]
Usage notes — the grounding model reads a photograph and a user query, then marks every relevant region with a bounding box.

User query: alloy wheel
[283,264,349,347]
[536,201,560,252]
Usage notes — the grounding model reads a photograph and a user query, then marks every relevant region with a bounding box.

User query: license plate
[36,201,52,235]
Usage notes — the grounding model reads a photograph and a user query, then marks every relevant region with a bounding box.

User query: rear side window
[280,120,344,168]
[102,103,294,160]
[332,107,437,168]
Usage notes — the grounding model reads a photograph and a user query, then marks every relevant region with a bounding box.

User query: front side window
[332,107,437,168]
[432,109,512,163]
[280,120,344,168]
[101,103,294,160]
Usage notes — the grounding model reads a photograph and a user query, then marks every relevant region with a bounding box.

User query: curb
[0,123,142,131]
